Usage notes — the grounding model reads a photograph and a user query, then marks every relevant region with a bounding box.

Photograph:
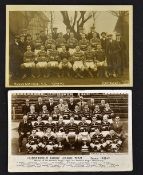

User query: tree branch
[72,11,78,28]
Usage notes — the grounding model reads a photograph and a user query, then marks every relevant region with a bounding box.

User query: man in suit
[88,98,95,113]
[63,28,71,41]
[10,35,23,78]
[77,96,87,111]
[52,27,59,40]
[46,97,56,114]
[35,97,44,114]
[112,116,124,138]
[106,34,121,77]
[18,115,32,152]
[116,33,127,75]
[22,99,30,115]
[68,97,76,112]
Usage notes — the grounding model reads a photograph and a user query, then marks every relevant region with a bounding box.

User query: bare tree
[109,11,129,36]
[60,11,98,37]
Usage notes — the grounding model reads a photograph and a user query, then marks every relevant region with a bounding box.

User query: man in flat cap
[106,34,121,78]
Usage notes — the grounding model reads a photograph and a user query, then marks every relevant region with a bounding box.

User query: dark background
[0,0,143,174]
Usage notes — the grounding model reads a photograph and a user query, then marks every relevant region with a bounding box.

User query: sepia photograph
[8,90,132,172]
[6,5,133,87]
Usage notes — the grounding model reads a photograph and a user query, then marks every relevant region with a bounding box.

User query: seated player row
[25,101,114,121]
[22,44,108,79]
[18,114,124,154]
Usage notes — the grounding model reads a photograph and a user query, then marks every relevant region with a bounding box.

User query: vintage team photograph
[6,5,133,87]
[8,90,132,172]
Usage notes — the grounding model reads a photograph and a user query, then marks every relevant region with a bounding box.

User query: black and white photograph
[8,90,132,172]
[6,5,133,87]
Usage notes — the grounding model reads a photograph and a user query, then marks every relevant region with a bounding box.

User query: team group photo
[9,91,129,155]
[6,6,132,87]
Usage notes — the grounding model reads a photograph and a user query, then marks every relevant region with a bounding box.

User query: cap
[101,32,106,36]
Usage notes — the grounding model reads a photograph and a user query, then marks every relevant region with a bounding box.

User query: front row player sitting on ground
[42,127,58,154]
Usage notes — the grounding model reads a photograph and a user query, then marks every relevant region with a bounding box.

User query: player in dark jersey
[42,127,58,154]
[45,116,56,133]
[65,116,78,149]
[72,46,85,78]
[72,105,82,120]
[79,33,89,51]
[36,45,48,78]
[102,103,114,119]
[58,45,72,77]
[102,130,123,152]
[51,106,60,121]
[55,115,66,150]
[39,104,50,120]
[90,128,104,152]
[33,116,45,132]
[92,105,102,120]
[100,114,111,132]
[45,33,56,53]
[26,129,41,154]
[47,44,60,77]
[21,45,35,79]
[84,45,97,78]
[89,115,101,138]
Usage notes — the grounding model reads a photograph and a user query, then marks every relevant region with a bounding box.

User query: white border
[5,5,133,87]
[8,90,132,172]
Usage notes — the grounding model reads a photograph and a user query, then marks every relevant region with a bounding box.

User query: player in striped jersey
[92,105,102,120]
[89,115,101,138]
[62,104,72,120]
[39,104,50,120]
[102,103,114,119]
[36,45,48,78]
[81,104,91,120]
[51,106,60,121]
[45,116,56,133]
[33,116,45,132]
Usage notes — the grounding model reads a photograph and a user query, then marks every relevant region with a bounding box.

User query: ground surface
[11,119,128,155]
[9,69,129,87]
